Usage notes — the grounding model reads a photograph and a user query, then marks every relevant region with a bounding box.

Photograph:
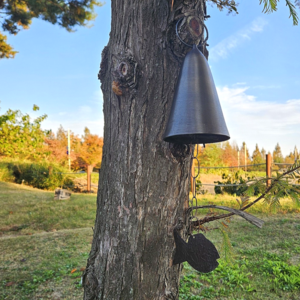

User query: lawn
[0,181,300,299]
[0,182,97,235]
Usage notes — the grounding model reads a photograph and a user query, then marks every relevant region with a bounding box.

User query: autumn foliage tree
[45,126,103,170]
[273,142,284,163]
[45,125,81,166]
[76,127,103,169]
[221,141,238,166]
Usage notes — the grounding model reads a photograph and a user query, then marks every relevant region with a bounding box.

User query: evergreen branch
[219,225,235,264]
[286,0,299,25]
[260,0,278,13]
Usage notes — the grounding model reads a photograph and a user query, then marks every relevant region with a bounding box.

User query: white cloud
[210,17,268,61]
[40,89,104,136]
[79,105,93,114]
[218,85,300,155]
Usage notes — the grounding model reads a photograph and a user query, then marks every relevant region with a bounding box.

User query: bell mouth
[163,133,230,144]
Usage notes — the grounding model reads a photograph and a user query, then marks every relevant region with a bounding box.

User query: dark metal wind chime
[164,17,230,273]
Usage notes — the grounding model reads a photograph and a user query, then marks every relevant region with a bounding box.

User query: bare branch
[188,205,264,228]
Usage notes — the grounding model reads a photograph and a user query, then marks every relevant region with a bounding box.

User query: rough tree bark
[83,1,207,299]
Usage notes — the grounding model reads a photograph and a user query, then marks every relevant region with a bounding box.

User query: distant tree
[45,125,80,166]
[83,126,91,139]
[45,126,103,169]
[76,129,103,169]
[252,144,264,170]
[240,142,251,166]
[284,146,299,164]
[222,141,238,166]
[0,105,49,159]
[285,152,295,164]
[294,146,299,161]
[273,143,284,163]
[0,0,102,59]
[261,148,266,159]
[198,143,225,168]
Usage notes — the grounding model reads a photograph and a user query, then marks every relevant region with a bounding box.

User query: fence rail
[199,163,265,169]
[192,154,300,192]
[47,157,300,193]
[201,183,300,187]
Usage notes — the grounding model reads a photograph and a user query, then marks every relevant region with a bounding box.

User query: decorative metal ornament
[163,19,230,145]
[167,19,223,273]
[173,228,220,273]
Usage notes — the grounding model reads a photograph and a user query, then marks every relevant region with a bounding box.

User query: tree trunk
[83,1,206,299]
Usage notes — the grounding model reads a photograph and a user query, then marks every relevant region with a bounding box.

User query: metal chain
[188,144,200,233]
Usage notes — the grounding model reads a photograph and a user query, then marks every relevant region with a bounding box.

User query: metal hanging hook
[175,17,209,48]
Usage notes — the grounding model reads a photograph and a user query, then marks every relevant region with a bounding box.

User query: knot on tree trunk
[111,52,138,96]
[169,143,192,162]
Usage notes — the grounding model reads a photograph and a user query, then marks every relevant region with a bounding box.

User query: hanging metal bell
[163,45,230,144]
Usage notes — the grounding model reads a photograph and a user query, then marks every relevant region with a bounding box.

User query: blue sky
[0,0,299,156]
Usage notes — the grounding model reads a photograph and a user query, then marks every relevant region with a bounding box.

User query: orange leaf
[221,221,229,228]
[71,268,77,274]
[6,282,15,287]
[9,211,13,214]
[80,267,86,272]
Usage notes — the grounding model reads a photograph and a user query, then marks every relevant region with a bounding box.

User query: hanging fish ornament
[173,228,220,273]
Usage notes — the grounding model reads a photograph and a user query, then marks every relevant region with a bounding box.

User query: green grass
[191,193,300,215]
[1,182,300,299]
[0,228,92,299]
[0,181,97,236]
[179,214,300,299]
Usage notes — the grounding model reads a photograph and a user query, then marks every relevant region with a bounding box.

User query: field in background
[0,182,300,299]
[0,182,97,236]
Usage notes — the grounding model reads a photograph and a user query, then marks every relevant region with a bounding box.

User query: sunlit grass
[1,181,300,299]
[189,193,300,215]
[0,182,97,236]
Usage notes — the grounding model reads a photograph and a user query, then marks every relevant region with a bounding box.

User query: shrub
[214,170,263,196]
[0,158,74,190]
[0,160,14,182]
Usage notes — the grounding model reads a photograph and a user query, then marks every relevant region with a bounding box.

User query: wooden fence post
[48,166,53,176]
[266,154,272,187]
[87,165,93,192]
